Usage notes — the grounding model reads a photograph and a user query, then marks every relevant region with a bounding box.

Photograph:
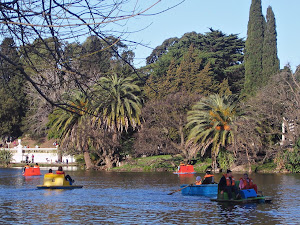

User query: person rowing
[195,176,202,185]
[202,171,215,184]
[56,166,74,185]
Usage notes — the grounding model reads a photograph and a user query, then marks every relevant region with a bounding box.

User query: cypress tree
[244,0,265,96]
[262,6,280,83]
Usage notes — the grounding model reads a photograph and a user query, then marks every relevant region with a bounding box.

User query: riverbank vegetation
[0,1,299,173]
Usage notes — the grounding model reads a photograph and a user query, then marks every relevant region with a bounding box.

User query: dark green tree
[262,6,280,81]
[244,0,265,96]
[146,30,244,96]
[0,38,27,140]
[145,45,215,98]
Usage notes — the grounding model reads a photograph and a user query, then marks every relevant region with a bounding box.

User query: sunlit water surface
[0,168,299,224]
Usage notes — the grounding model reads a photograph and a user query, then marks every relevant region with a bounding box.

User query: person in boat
[177,162,185,172]
[202,171,215,184]
[195,176,202,185]
[218,169,239,200]
[56,166,74,184]
[23,164,30,172]
[34,163,39,168]
[46,169,53,175]
[239,173,258,193]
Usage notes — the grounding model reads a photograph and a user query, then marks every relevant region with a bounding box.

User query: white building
[1,139,74,164]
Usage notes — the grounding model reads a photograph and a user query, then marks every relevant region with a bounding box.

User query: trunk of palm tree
[212,145,220,173]
[103,129,118,169]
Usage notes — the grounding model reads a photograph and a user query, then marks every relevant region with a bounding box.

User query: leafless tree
[230,67,300,171]
[134,91,201,160]
[0,0,185,111]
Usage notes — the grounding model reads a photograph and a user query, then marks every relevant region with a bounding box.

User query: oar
[168,184,193,195]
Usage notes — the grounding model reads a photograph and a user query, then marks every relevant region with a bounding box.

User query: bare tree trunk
[105,155,114,169]
[179,124,188,159]
[84,151,94,170]
[245,147,252,173]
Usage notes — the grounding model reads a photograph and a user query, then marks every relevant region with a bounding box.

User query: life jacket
[224,174,235,186]
[240,177,254,189]
[204,174,214,178]
[195,181,202,185]
[56,170,65,175]
[34,166,39,168]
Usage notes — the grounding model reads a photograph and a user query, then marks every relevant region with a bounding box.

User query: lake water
[0,168,299,224]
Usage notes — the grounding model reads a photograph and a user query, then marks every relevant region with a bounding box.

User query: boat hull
[181,184,218,197]
[37,173,83,189]
[174,165,196,174]
[174,172,196,175]
[23,167,41,176]
[211,196,272,204]
[37,185,83,189]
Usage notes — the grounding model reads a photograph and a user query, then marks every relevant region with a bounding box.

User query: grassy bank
[111,155,281,173]
[111,155,212,172]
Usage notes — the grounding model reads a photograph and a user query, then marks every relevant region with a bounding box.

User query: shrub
[0,150,13,165]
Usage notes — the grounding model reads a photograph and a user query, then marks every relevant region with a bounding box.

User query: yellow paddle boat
[37,173,83,189]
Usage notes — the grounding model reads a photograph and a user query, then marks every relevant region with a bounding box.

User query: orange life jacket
[240,177,254,189]
[195,181,202,185]
[224,174,235,186]
[204,174,214,178]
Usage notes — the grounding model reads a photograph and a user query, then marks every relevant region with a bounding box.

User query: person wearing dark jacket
[202,171,215,184]
[218,169,239,199]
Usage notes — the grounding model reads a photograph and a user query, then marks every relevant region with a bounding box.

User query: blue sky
[127,0,300,71]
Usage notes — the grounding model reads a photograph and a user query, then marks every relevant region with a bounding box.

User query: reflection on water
[0,168,299,224]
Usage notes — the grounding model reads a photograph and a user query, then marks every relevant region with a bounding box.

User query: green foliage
[187,94,239,170]
[244,0,265,96]
[217,149,234,171]
[279,139,300,173]
[111,155,175,172]
[193,158,212,172]
[92,74,143,132]
[255,161,277,173]
[74,154,85,165]
[284,149,300,173]
[262,6,280,81]
[47,91,88,140]
[145,29,245,98]
[0,38,27,140]
[0,150,12,165]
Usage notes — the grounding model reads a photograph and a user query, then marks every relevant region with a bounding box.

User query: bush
[217,149,234,171]
[284,148,300,173]
[0,150,13,165]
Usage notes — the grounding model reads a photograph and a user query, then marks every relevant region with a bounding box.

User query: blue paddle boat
[180,184,218,197]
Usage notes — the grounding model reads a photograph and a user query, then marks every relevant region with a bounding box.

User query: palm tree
[47,92,94,169]
[91,74,143,168]
[187,94,238,171]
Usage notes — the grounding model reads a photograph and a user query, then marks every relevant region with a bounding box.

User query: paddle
[168,184,193,195]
